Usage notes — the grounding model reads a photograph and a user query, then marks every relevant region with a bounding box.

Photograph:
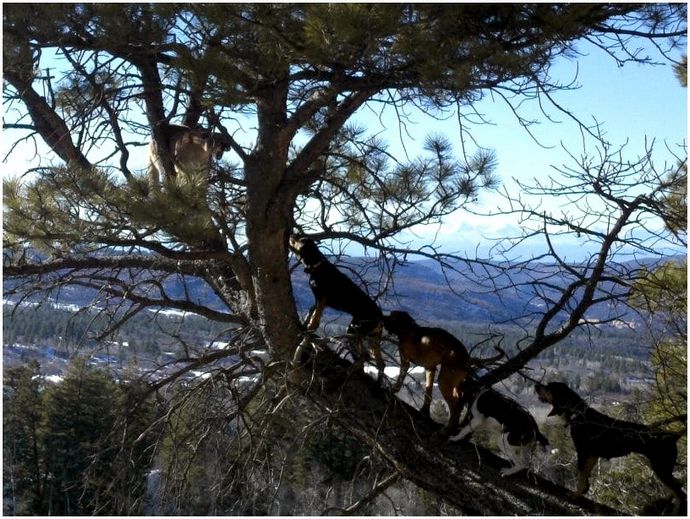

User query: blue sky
[352,39,687,260]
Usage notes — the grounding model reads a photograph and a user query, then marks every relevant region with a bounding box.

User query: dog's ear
[550,383,582,407]
[292,238,325,266]
[383,311,405,333]
[534,383,551,401]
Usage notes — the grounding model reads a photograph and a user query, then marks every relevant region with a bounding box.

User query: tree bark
[290,347,621,516]
[246,220,302,357]
[244,150,302,358]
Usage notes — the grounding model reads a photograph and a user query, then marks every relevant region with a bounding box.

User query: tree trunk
[245,153,302,358]
[290,346,621,516]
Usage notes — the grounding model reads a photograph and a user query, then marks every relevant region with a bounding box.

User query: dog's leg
[448,413,482,442]
[304,306,316,330]
[348,334,367,367]
[305,299,326,331]
[575,455,597,496]
[649,448,686,505]
[500,454,527,476]
[392,355,410,393]
[438,367,463,436]
[499,436,531,476]
[291,335,312,368]
[449,424,473,442]
[421,367,437,417]
[647,438,686,515]
[367,324,385,383]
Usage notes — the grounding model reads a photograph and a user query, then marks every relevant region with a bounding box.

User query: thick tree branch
[68,277,244,325]
[4,70,92,170]
[289,347,621,516]
[285,89,376,190]
[5,255,193,278]
[4,254,249,324]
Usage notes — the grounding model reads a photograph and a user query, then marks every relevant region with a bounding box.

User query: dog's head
[289,236,326,268]
[383,310,417,336]
[535,381,586,419]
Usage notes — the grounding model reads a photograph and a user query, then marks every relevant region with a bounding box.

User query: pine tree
[3,361,44,515]
[40,358,117,515]
[101,371,159,515]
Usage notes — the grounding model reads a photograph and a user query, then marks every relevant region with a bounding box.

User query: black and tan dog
[450,386,549,476]
[289,236,384,379]
[384,310,503,437]
[536,381,686,507]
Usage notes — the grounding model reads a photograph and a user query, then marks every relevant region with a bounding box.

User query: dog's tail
[469,347,505,369]
[650,413,687,433]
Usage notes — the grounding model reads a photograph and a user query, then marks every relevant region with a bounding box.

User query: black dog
[536,381,685,508]
[289,236,384,378]
[450,387,549,476]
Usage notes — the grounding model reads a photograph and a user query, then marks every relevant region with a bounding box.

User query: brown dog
[536,381,686,510]
[384,311,503,436]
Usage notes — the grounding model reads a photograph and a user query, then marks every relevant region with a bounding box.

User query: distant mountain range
[292,255,658,328]
[6,253,683,330]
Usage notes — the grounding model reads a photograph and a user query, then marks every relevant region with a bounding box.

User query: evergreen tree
[156,380,238,514]
[40,358,117,515]
[4,3,685,357]
[99,371,159,515]
[3,361,44,515]
[3,358,159,515]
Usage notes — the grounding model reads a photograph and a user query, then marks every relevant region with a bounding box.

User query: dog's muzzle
[289,235,305,257]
